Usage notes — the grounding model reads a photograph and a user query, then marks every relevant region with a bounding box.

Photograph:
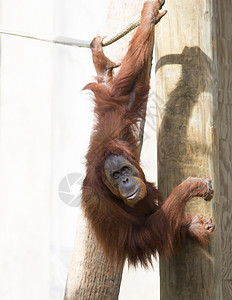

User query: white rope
[0,15,140,49]
[102,15,140,47]
[0,1,165,48]
[0,25,92,48]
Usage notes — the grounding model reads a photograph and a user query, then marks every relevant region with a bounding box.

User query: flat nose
[122,177,129,184]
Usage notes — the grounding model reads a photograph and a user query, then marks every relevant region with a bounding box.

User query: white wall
[0,0,54,299]
[0,1,160,299]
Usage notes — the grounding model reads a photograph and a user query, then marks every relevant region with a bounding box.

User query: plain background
[0,0,160,299]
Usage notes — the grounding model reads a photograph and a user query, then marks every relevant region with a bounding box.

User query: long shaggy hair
[81,1,215,267]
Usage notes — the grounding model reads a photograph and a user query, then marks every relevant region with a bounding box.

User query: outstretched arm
[89,1,167,102]
[110,1,167,98]
[145,177,215,257]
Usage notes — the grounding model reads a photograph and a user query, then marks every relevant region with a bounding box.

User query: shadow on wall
[156,46,213,196]
[156,47,216,299]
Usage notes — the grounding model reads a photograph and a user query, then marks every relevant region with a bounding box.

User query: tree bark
[155,0,230,299]
[64,211,123,300]
[214,1,232,298]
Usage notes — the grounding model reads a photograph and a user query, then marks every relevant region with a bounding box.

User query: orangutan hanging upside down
[82,0,215,267]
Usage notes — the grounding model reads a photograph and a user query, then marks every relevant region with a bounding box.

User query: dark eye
[112,171,120,179]
[121,166,129,173]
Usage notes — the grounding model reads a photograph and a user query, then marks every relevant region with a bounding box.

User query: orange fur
[82,1,215,267]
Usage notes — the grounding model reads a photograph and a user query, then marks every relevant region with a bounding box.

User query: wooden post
[215,1,232,298]
[64,212,123,300]
[155,1,232,299]
[64,1,145,299]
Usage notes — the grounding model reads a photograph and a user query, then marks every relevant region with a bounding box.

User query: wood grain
[155,0,224,299]
[216,0,232,299]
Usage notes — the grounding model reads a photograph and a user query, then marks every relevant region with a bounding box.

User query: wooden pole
[155,0,232,299]
[64,211,123,300]
[64,1,145,299]
[214,0,232,298]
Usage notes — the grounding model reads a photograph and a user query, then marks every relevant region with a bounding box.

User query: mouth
[126,189,139,200]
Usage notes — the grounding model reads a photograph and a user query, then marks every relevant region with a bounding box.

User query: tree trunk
[155,0,231,299]
[64,211,123,300]
[64,1,146,299]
